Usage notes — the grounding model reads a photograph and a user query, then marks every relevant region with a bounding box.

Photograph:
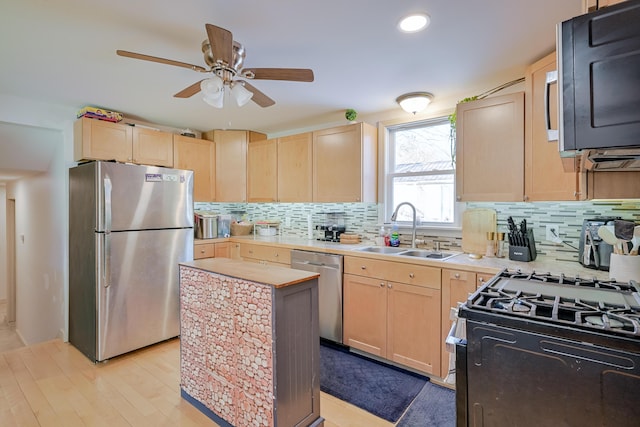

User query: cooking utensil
[598,226,620,254]
[613,219,635,241]
[631,226,640,256]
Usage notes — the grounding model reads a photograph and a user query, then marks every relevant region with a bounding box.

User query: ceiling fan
[116,23,314,108]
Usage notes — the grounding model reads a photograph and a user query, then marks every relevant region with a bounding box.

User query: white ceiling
[0,0,583,181]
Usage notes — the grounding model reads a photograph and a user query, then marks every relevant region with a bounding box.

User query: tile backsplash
[195,200,640,262]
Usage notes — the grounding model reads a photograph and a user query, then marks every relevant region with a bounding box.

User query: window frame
[381,115,464,231]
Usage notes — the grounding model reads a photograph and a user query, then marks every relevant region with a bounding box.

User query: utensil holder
[609,254,640,282]
[508,229,537,262]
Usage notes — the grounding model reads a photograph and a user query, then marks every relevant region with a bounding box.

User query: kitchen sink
[398,250,457,260]
[356,246,407,254]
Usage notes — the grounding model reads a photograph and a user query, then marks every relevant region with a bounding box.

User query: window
[385,117,458,227]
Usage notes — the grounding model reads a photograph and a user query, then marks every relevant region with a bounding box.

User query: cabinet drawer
[344,256,391,279]
[344,256,441,289]
[386,263,441,290]
[240,244,291,264]
[194,242,215,259]
[444,269,474,283]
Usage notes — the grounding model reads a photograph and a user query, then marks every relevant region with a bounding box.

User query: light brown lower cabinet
[440,269,497,377]
[343,256,441,376]
[193,240,231,260]
[239,242,291,266]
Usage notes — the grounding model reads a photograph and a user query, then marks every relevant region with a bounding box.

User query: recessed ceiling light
[398,13,430,33]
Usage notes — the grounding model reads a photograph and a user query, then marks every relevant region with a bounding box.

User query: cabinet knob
[387,283,392,288]
[409,273,414,278]
[200,249,205,254]
[275,253,279,257]
[380,282,385,287]
[454,273,460,279]
[479,277,485,283]
[456,196,461,201]
[523,195,529,201]
[361,265,366,270]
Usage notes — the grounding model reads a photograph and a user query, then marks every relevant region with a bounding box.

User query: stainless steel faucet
[390,202,417,248]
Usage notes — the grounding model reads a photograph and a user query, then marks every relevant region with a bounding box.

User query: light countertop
[181,258,320,288]
[204,235,611,280]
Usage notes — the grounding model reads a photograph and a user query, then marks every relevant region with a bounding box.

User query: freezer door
[97,228,193,361]
[96,161,194,231]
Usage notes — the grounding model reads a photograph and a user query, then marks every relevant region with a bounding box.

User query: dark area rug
[397,381,456,427]
[319,343,427,423]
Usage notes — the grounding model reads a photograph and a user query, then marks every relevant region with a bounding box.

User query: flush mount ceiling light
[396,92,434,114]
[398,13,431,33]
[200,75,254,108]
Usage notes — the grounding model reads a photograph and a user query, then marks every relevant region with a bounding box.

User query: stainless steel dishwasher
[290,250,344,344]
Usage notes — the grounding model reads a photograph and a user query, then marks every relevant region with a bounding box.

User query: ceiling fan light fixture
[201,76,224,96]
[203,92,224,108]
[396,92,434,114]
[231,82,253,107]
[398,13,430,33]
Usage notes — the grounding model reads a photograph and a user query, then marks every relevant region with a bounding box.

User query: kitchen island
[179,258,323,427]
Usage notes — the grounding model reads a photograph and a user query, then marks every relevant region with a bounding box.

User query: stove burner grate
[470,269,640,337]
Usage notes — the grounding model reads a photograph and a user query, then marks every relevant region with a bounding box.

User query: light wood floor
[0,338,393,427]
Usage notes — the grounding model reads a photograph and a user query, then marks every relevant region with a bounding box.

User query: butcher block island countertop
[179,258,323,427]
[181,257,319,288]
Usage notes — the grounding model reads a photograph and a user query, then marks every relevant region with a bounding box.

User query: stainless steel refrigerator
[69,161,194,362]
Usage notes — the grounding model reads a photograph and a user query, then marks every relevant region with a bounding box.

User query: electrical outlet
[546,225,562,243]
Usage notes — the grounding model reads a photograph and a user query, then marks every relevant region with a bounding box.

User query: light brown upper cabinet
[312,122,377,202]
[203,129,266,202]
[173,135,215,202]
[277,132,313,202]
[247,138,277,202]
[583,0,626,13]
[455,93,525,202]
[131,126,174,167]
[524,52,581,201]
[74,117,174,167]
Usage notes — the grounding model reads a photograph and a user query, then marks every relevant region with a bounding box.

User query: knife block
[509,229,537,262]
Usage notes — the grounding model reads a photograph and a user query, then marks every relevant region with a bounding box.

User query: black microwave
[558,0,640,152]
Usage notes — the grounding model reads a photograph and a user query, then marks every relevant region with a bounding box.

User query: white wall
[1,94,74,344]
[7,155,66,343]
[0,185,6,300]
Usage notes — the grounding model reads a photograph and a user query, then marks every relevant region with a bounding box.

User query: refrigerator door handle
[103,177,112,288]
[104,177,112,233]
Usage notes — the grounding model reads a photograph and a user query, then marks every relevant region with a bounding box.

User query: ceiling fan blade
[241,81,276,107]
[242,68,314,82]
[174,80,205,98]
[205,24,233,66]
[116,50,207,72]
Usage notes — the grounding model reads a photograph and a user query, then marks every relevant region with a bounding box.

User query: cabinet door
[456,93,525,202]
[173,135,215,201]
[247,138,277,202]
[74,117,132,162]
[440,269,478,377]
[524,52,579,201]
[132,127,174,167]
[387,281,441,375]
[313,123,377,202]
[343,274,387,357]
[214,130,247,202]
[277,133,313,202]
[214,242,230,258]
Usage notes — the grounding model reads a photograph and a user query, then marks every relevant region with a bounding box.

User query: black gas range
[454,269,640,427]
